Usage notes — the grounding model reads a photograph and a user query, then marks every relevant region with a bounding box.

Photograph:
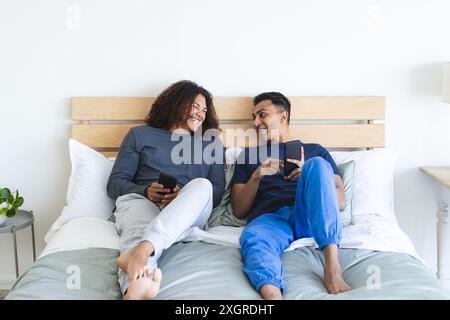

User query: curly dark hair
[146,80,219,133]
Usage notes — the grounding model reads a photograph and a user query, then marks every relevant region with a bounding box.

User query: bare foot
[324,265,352,294]
[322,244,352,294]
[124,268,162,300]
[260,284,283,300]
[117,241,155,279]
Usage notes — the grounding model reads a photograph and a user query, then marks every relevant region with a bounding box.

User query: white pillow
[55,139,115,227]
[331,148,399,224]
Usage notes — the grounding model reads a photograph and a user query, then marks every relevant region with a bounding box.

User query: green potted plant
[0,188,24,226]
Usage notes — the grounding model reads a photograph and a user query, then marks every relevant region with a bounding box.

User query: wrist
[250,171,262,182]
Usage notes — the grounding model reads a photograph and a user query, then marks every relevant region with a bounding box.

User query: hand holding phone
[284,140,304,178]
[158,173,177,192]
[145,173,179,203]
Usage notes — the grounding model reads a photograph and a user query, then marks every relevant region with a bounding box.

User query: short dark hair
[146,80,219,133]
[253,92,291,124]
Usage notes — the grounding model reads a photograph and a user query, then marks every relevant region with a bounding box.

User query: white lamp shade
[443,62,450,103]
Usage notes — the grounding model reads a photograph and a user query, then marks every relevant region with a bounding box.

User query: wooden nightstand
[420,166,450,285]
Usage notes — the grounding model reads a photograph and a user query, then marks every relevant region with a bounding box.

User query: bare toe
[152,268,162,283]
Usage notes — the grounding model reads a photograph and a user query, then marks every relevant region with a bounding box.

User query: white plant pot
[0,214,7,227]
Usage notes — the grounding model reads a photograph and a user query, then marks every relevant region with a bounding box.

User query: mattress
[5,217,450,300]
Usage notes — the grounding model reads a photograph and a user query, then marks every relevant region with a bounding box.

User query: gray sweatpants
[114,178,213,294]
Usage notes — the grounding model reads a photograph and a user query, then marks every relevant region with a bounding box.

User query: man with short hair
[231,92,352,300]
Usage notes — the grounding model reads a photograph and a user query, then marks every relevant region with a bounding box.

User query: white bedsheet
[41,217,120,258]
[41,214,425,267]
[186,214,424,264]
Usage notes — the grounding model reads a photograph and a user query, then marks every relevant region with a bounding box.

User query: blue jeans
[240,157,342,292]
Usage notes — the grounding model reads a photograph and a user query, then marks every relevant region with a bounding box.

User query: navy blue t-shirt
[232,142,339,222]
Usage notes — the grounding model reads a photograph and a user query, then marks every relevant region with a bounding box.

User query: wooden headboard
[71,96,385,157]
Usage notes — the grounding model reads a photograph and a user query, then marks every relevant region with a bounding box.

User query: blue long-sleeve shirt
[107,125,225,208]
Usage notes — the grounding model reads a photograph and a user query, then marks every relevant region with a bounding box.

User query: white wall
[1,0,450,287]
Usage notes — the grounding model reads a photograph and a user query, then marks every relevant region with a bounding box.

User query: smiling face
[184,94,208,133]
[253,99,289,142]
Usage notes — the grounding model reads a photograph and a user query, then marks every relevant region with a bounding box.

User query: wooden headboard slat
[71,96,385,150]
[72,96,385,121]
[72,123,384,149]
[72,97,154,121]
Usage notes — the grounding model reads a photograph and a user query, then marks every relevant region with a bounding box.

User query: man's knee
[303,156,332,172]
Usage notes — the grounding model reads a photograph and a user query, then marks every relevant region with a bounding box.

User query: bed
[6,96,450,300]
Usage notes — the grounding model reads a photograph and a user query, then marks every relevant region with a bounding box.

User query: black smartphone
[157,172,177,192]
[284,140,303,176]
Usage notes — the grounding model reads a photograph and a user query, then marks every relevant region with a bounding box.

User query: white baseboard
[0,275,15,290]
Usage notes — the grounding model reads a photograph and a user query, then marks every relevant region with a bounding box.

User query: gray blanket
[6,242,450,300]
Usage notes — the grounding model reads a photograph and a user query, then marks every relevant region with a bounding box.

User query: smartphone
[157,172,177,192]
[284,140,303,176]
